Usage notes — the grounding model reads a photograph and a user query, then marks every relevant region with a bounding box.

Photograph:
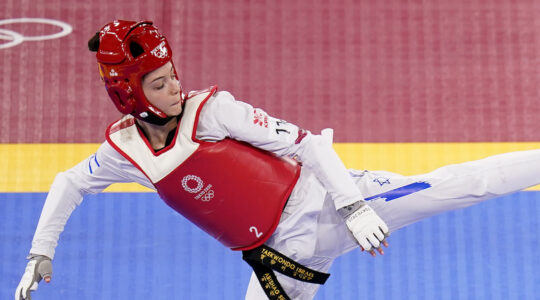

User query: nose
[170,79,181,95]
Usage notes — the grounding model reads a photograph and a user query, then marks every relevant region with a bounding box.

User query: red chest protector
[106,86,301,250]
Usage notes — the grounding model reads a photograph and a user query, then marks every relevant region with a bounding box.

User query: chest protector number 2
[249,226,263,238]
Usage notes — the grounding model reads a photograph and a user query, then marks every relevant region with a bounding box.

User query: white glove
[339,201,389,253]
[15,254,53,300]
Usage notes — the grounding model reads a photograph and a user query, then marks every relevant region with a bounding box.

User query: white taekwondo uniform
[27,90,540,299]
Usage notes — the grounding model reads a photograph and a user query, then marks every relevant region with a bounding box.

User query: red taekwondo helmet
[89,20,183,125]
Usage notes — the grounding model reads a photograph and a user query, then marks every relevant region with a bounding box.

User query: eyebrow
[150,66,175,83]
[150,76,165,83]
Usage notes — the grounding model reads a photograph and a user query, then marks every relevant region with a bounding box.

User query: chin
[170,105,183,116]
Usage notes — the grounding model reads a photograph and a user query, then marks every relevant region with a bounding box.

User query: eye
[154,84,165,90]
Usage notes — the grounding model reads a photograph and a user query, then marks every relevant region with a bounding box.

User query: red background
[1,0,540,143]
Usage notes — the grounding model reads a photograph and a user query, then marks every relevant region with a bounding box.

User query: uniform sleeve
[29,141,153,259]
[196,91,363,209]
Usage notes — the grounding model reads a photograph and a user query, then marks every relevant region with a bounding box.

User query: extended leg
[357,149,540,232]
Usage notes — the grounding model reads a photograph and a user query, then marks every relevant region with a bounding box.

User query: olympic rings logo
[182,175,204,194]
[201,189,214,202]
[0,18,72,49]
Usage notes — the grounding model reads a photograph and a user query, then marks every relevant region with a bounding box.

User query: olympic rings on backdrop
[0,18,72,49]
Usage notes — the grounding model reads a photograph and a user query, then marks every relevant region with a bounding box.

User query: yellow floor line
[1,142,540,192]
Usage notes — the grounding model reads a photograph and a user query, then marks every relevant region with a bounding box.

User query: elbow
[294,133,330,164]
[49,171,86,205]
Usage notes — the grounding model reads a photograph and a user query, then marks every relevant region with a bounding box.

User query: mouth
[171,95,183,107]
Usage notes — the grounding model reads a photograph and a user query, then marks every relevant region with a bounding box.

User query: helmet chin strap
[139,113,175,126]
[137,99,181,126]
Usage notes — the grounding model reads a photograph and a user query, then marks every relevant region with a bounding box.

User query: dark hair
[88,32,100,52]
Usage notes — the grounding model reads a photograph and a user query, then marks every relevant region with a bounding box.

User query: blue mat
[2,192,539,299]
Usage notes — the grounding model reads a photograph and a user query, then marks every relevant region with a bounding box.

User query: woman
[15,20,540,300]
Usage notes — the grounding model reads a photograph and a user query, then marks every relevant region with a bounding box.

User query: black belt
[242,245,330,300]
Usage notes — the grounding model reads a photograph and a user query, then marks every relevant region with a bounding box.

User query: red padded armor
[106,88,300,250]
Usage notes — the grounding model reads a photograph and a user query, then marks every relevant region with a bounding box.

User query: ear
[106,81,136,114]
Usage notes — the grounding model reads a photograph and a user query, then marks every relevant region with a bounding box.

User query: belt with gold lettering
[242,245,330,299]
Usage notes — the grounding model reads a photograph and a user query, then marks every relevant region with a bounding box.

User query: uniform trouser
[245,149,540,300]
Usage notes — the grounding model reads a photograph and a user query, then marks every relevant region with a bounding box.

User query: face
[142,61,182,117]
